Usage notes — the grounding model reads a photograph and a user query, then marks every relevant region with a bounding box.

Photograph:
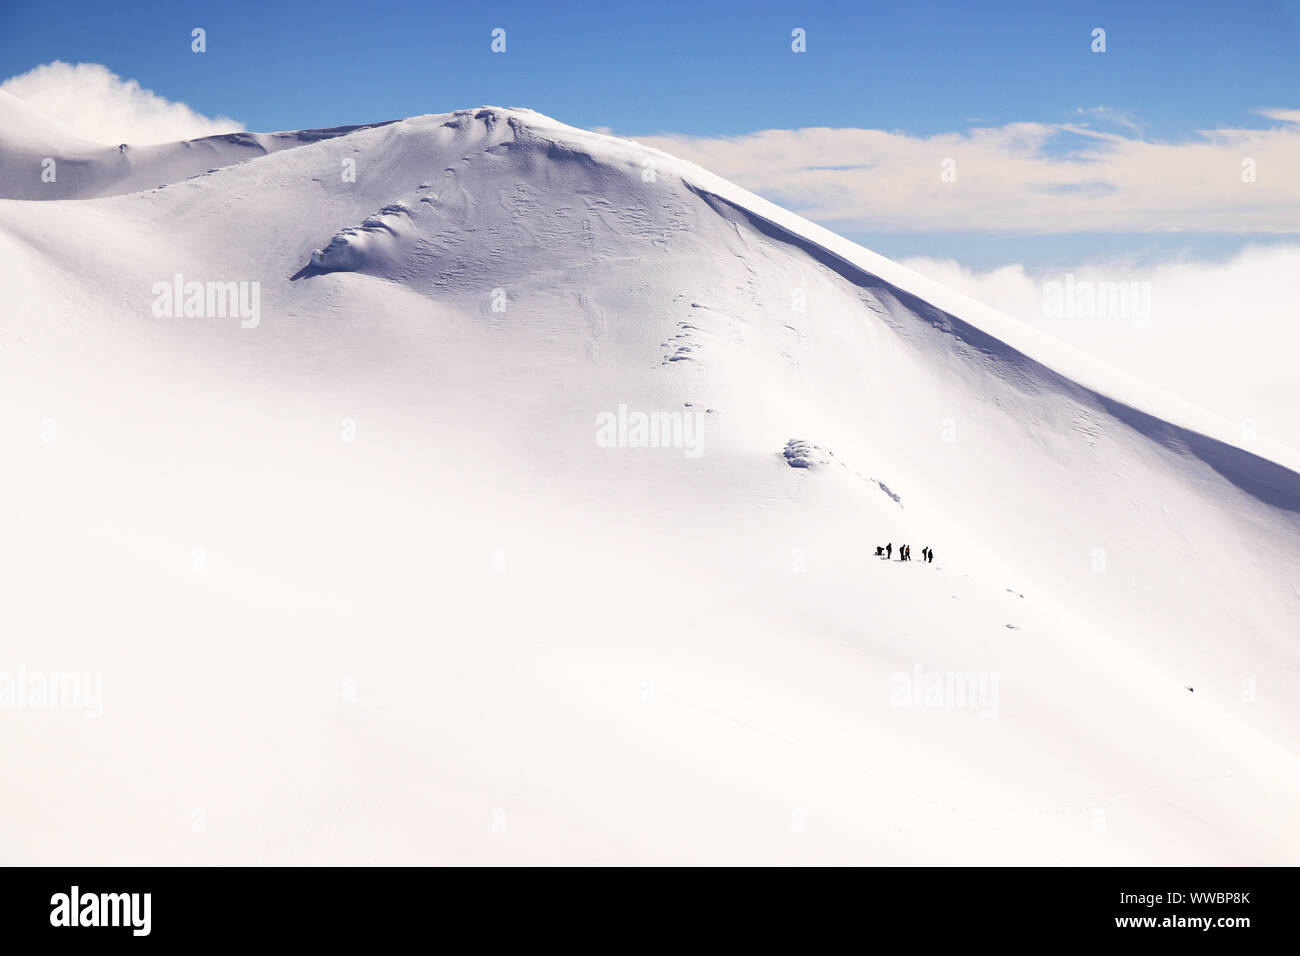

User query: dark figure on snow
[928,548,934,563]
[901,545,909,561]
[874,546,884,556]
[886,543,892,559]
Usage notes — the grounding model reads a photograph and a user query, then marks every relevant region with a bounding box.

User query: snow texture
[2,103,1298,865]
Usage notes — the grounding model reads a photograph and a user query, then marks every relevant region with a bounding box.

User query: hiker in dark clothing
[874,546,884,556]
[886,543,892,559]
[927,547,934,563]
[901,544,909,561]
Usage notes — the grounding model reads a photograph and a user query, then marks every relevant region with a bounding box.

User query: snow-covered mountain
[2,98,1298,865]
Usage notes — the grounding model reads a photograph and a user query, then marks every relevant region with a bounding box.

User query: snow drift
[1,101,1298,865]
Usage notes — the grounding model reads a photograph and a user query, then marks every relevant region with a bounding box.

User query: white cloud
[1073,106,1144,137]
[900,245,1300,451]
[0,62,243,146]
[633,111,1300,235]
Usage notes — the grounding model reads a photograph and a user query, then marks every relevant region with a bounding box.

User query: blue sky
[3,0,1299,266]
[4,0,1298,138]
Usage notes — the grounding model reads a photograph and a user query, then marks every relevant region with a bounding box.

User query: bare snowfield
[2,95,1298,865]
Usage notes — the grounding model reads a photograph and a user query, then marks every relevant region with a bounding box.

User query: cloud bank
[634,112,1300,235]
[0,62,243,146]
[900,244,1300,451]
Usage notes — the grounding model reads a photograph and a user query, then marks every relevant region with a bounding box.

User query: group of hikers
[874,543,934,563]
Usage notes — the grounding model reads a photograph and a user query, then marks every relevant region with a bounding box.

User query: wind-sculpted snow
[783,439,833,469]
[299,202,415,276]
[2,102,1299,866]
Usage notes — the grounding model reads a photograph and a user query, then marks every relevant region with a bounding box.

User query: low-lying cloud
[901,244,1300,452]
[635,111,1300,235]
[0,61,244,145]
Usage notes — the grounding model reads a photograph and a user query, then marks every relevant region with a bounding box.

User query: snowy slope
[0,89,396,200]
[1,104,1298,865]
